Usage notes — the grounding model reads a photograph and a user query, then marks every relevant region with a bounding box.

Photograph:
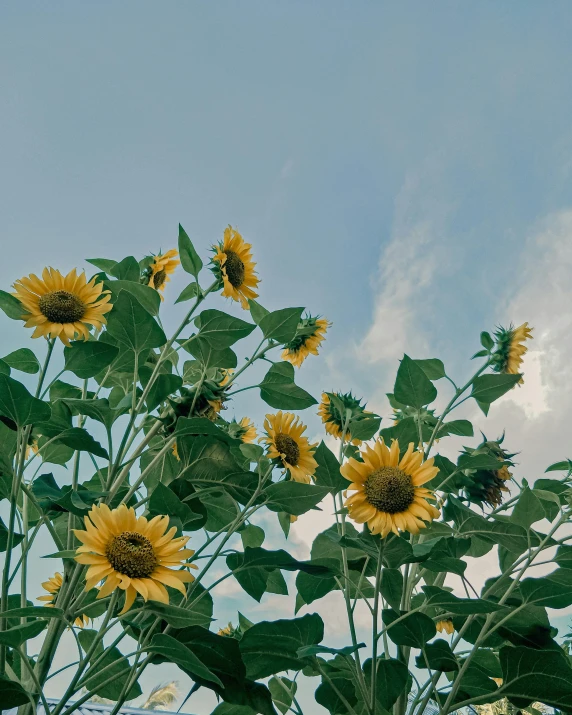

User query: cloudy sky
[2,1,572,712]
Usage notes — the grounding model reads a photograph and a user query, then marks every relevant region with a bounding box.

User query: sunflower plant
[0,227,571,715]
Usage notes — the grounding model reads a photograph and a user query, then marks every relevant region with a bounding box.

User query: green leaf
[313,441,346,494]
[259,362,317,410]
[511,487,547,529]
[382,609,436,647]
[239,613,324,680]
[61,397,116,430]
[471,373,522,404]
[1,348,40,374]
[0,606,64,620]
[0,374,51,428]
[416,639,459,672]
[265,482,330,516]
[145,373,182,411]
[269,676,297,715]
[149,483,204,531]
[178,223,203,278]
[349,416,382,441]
[175,282,199,304]
[394,354,437,408]
[197,309,256,349]
[0,359,9,376]
[518,569,572,609]
[241,524,265,549]
[0,674,32,707]
[148,633,223,686]
[248,299,270,325]
[64,340,119,379]
[0,289,23,320]
[413,358,446,381]
[421,586,505,615]
[364,657,410,709]
[105,280,161,316]
[186,337,238,369]
[480,331,494,350]
[53,427,109,459]
[109,255,140,282]
[545,459,572,472]
[42,550,77,559]
[457,453,507,470]
[259,307,304,343]
[437,419,474,438]
[86,257,118,273]
[497,645,572,710]
[106,291,166,353]
[0,620,47,647]
[296,570,337,606]
[211,706,255,715]
[78,629,142,700]
[380,569,403,611]
[175,417,234,443]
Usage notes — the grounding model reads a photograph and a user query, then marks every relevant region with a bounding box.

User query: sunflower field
[0,226,571,715]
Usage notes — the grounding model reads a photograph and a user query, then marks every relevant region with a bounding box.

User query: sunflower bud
[460,435,516,508]
[319,391,373,445]
[491,322,533,385]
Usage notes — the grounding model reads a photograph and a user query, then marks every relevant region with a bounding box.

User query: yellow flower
[492,322,533,385]
[38,572,89,628]
[318,392,369,445]
[238,417,257,443]
[282,317,330,368]
[436,619,454,635]
[147,249,180,297]
[290,514,298,524]
[172,441,180,461]
[74,504,197,615]
[342,439,440,537]
[212,226,259,309]
[261,411,318,484]
[217,623,233,636]
[13,268,112,346]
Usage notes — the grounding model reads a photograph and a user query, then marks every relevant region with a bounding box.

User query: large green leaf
[52,427,109,459]
[61,397,117,430]
[471,373,522,404]
[148,633,223,686]
[0,374,51,428]
[437,419,474,438]
[239,614,324,680]
[518,569,572,609]
[382,609,436,647]
[497,645,572,710]
[109,255,140,282]
[105,279,161,316]
[394,354,437,408]
[248,299,270,325]
[106,291,166,354]
[196,309,256,349]
[259,308,304,343]
[185,337,238,369]
[64,340,119,379]
[363,657,410,709]
[0,620,47,647]
[1,348,39,374]
[264,481,330,515]
[0,290,23,320]
[259,362,317,410]
[0,674,32,707]
[313,441,346,493]
[144,600,213,629]
[380,569,403,611]
[415,639,459,672]
[86,257,118,273]
[269,676,297,715]
[421,586,505,615]
[413,358,446,381]
[148,482,205,531]
[78,629,142,700]
[179,223,203,278]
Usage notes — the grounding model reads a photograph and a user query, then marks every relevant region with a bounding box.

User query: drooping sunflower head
[342,438,440,537]
[210,226,259,309]
[142,249,180,297]
[217,622,235,637]
[261,411,318,484]
[74,503,197,615]
[282,315,331,368]
[318,391,371,445]
[491,322,533,384]
[13,268,113,346]
[38,572,89,628]
[436,619,454,635]
[461,435,516,508]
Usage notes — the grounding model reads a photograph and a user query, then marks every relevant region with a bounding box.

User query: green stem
[370,540,385,712]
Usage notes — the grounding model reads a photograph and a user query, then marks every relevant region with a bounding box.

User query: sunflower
[318,391,371,445]
[13,268,112,346]
[38,572,89,628]
[217,623,234,637]
[461,436,515,508]
[341,439,440,537]
[436,619,454,635]
[74,503,197,615]
[492,322,533,384]
[145,249,180,297]
[282,316,330,368]
[211,226,259,309]
[261,411,318,484]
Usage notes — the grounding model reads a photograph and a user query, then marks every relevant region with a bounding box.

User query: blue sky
[2,1,572,712]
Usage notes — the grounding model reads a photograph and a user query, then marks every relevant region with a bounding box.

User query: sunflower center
[38,291,86,323]
[153,268,167,289]
[223,250,245,288]
[364,467,415,514]
[275,433,300,466]
[106,531,157,579]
